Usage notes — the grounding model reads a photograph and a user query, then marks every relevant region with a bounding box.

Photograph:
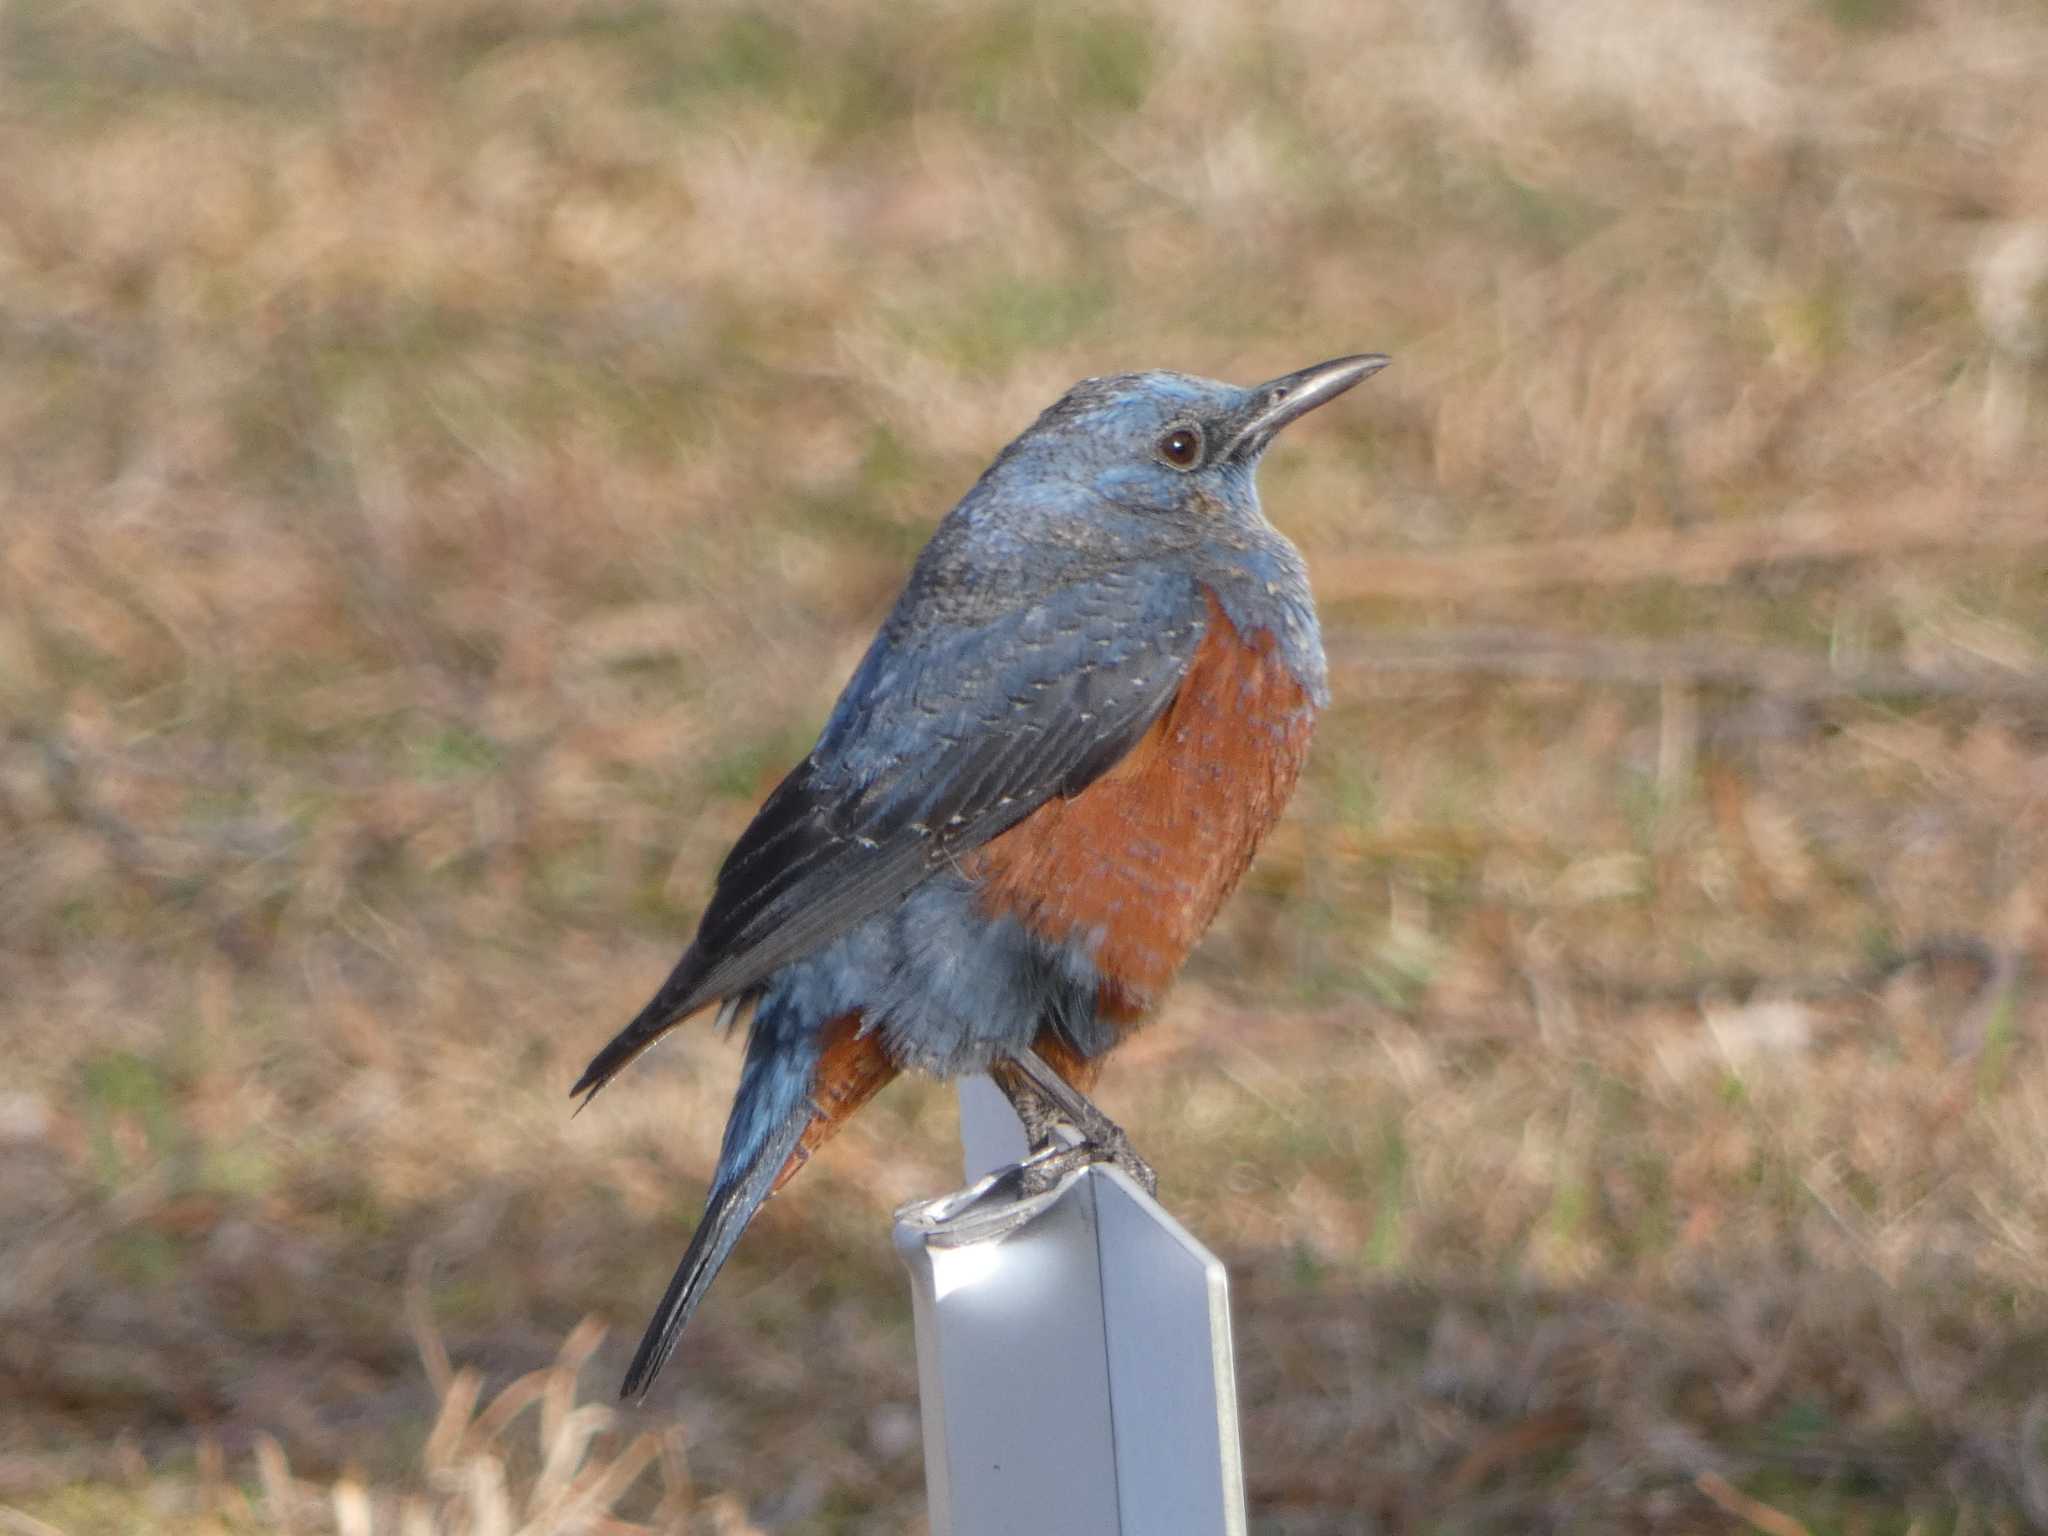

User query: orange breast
[965,585,1318,1025]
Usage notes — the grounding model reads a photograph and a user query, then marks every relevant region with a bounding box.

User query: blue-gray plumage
[574,355,1387,1397]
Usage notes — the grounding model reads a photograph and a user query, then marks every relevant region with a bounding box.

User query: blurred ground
[4,0,2048,1531]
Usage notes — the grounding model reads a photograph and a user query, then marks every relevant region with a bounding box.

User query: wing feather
[573,567,1206,1099]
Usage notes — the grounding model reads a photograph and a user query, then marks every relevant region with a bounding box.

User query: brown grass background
[5,0,2048,1531]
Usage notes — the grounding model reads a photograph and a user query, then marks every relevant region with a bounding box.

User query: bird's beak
[1224,353,1390,461]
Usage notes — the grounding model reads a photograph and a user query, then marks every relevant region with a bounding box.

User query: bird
[574,353,1388,1398]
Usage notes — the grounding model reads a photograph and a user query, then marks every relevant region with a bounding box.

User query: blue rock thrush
[574,354,1388,1397]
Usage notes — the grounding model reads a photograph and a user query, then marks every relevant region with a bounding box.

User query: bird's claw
[897,1132,1159,1249]
[898,1153,1068,1247]
[1017,1131,1157,1199]
[1001,1046,1158,1197]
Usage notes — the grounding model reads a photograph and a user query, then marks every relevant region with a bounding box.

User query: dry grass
[4,0,2048,1531]
[3,1316,756,1535]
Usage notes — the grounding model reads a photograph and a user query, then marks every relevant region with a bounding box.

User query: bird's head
[986,354,1389,543]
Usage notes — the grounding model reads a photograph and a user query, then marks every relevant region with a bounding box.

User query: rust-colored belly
[965,586,1318,1026]
[770,587,1317,1187]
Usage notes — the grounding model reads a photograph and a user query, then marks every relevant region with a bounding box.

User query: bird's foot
[1016,1129,1158,1199]
[1001,1044,1160,1198]
[898,1086,1157,1250]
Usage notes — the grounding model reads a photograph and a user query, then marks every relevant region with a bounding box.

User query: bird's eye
[1156,426,1202,470]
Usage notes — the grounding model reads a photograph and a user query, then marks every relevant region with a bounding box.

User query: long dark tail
[616,998,828,1399]
[619,1098,810,1399]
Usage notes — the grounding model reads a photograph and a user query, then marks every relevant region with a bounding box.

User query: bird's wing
[573,566,1207,1099]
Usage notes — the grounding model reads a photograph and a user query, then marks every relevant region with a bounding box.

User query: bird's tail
[618,1008,896,1399]
[620,1092,810,1399]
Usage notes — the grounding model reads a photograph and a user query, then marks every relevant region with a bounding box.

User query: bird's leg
[995,1047,1158,1198]
[991,1067,1064,1155]
[983,1062,1103,1199]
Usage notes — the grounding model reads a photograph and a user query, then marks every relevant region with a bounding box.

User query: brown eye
[1157,426,1201,469]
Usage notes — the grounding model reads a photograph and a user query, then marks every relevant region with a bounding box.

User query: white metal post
[892,1078,1248,1536]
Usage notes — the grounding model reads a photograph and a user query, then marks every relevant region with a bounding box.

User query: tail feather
[615,998,836,1397]
[605,1003,887,1398]
[620,1101,810,1400]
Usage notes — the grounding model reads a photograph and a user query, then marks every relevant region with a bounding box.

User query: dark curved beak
[1225,353,1390,460]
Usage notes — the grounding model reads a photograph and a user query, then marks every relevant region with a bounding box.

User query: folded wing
[573,565,1207,1099]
